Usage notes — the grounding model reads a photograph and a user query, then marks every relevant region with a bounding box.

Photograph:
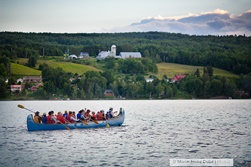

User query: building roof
[119,52,142,59]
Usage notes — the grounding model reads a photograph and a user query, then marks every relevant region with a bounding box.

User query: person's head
[35,111,39,116]
[51,111,54,115]
[43,113,46,116]
[64,111,68,114]
[92,111,95,115]
[69,111,72,115]
[87,109,90,113]
[58,112,62,115]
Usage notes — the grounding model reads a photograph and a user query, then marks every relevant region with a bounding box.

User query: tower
[111,45,116,56]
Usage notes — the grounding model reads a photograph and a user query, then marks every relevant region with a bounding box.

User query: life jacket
[63,113,68,119]
[76,113,82,120]
[46,115,55,124]
[42,116,47,124]
[67,115,75,123]
[34,116,41,124]
[67,115,71,121]
[57,115,65,123]
[91,114,97,120]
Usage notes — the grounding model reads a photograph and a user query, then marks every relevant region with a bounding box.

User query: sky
[1,0,251,35]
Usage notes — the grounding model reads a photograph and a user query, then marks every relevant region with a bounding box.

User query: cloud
[112,9,251,36]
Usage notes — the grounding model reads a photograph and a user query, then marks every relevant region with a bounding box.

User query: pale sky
[1,0,251,35]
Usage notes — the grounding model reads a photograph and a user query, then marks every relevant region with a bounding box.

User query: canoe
[27,108,125,131]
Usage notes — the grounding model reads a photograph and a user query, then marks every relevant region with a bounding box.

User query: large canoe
[27,108,125,131]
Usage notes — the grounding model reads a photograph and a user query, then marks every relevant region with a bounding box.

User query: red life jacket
[67,115,74,123]
[57,115,65,123]
[46,115,55,124]
[67,115,71,121]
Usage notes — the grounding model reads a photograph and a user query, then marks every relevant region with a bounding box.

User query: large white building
[96,45,142,60]
[119,52,142,59]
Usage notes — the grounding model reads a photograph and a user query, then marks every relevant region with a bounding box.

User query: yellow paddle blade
[92,120,98,124]
[59,122,71,130]
[82,121,88,126]
[106,123,110,128]
[17,104,25,109]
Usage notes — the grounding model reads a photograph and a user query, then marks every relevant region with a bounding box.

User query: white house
[119,52,142,59]
[79,52,89,58]
[17,78,24,84]
[68,54,78,59]
[96,51,110,60]
[146,78,154,82]
[11,85,22,92]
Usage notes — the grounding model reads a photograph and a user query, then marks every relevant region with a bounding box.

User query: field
[11,63,41,76]
[156,63,239,78]
[14,58,100,76]
[37,60,100,74]
[12,58,239,79]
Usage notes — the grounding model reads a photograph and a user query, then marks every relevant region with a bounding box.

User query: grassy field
[13,58,239,78]
[11,63,41,76]
[37,60,100,74]
[156,63,239,78]
[15,58,100,76]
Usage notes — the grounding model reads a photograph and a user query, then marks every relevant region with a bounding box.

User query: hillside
[12,58,238,79]
[1,32,250,75]
[156,63,239,78]
[13,58,100,77]
[11,63,41,76]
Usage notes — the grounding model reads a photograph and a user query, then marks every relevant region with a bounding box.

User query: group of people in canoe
[34,107,116,124]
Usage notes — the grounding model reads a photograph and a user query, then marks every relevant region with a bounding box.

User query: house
[17,78,24,84]
[30,83,43,92]
[68,54,78,59]
[23,76,42,83]
[11,85,22,92]
[104,89,114,97]
[172,74,186,83]
[119,52,142,59]
[79,52,89,58]
[146,78,154,82]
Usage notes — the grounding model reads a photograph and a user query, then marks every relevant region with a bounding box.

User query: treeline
[30,62,251,100]
[0,32,251,74]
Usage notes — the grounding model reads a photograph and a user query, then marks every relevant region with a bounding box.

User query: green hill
[12,58,100,77]
[11,63,41,76]
[156,63,239,78]
[37,59,100,75]
[13,58,239,79]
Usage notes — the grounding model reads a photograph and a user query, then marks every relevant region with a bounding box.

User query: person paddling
[34,111,42,124]
[56,112,68,124]
[67,111,79,123]
[47,111,58,124]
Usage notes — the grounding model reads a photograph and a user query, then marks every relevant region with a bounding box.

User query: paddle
[58,121,71,130]
[102,116,110,128]
[106,120,110,128]
[90,119,98,124]
[17,104,70,130]
[82,120,88,126]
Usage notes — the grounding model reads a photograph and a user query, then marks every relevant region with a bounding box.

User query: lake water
[0,100,250,167]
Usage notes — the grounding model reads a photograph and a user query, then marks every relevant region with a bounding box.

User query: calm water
[0,100,250,167]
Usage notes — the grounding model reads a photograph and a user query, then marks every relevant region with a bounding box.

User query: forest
[0,31,250,99]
